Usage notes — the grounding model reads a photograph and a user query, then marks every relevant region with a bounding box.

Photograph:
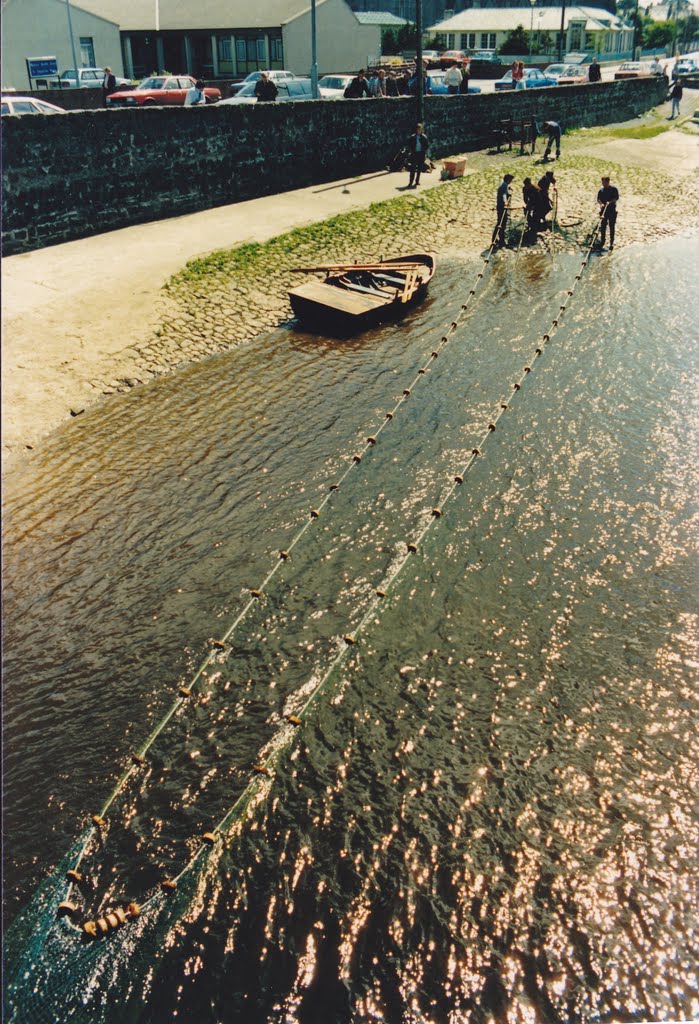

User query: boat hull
[289,253,436,335]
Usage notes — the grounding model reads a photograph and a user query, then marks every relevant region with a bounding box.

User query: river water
[3,235,698,1023]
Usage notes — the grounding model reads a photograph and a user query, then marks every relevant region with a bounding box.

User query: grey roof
[71,0,339,31]
[354,11,408,25]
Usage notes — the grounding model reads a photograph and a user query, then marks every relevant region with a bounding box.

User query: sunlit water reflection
[3,235,698,1023]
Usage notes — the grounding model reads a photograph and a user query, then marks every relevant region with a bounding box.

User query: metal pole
[416,0,424,125]
[529,0,535,61]
[558,0,566,62]
[65,0,80,85]
[311,0,319,98]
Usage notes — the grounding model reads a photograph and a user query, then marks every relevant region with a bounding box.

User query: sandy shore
[3,101,698,476]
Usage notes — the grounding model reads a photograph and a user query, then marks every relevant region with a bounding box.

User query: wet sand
[2,102,698,474]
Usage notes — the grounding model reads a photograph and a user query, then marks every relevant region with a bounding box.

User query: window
[277,83,290,98]
[270,37,283,62]
[447,34,455,48]
[236,38,246,63]
[79,37,95,66]
[1,103,10,114]
[13,101,35,113]
[256,38,265,61]
[468,33,476,49]
[481,33,489,48]
[218,38,232,62]
[584,32,595,49]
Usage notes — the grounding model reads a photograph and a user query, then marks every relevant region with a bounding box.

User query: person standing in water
[493,173,514,247]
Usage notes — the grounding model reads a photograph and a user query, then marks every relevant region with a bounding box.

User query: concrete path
[2,163,471,470]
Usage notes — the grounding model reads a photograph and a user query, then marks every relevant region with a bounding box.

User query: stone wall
[1,78,667,255]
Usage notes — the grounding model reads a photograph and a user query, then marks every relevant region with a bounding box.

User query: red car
[439,50,470,69]
[106,75,221,108]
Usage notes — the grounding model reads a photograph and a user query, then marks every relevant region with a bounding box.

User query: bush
[499,25,530,55]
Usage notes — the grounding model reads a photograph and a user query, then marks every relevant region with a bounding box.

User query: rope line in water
[68,205,606,937]
[61,233,509,932]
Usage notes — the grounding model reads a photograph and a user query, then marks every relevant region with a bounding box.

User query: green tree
[381,28,399,55]
[643,18,676,47]
[397,23,418,50]
[499,25,530,55]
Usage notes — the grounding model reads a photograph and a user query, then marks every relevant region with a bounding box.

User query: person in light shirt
[185,79,205,106]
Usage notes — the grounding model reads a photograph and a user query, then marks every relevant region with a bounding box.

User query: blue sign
[26,57,59,79]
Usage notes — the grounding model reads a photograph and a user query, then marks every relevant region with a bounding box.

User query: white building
[2,0,381,83]
[428,6,633,58]
[2,0,124,91]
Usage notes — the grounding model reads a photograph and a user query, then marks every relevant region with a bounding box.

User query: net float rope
[56,240,507,933]
[59,210,606,939]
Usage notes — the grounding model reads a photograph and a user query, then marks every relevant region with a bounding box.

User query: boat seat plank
[290,280,388,314]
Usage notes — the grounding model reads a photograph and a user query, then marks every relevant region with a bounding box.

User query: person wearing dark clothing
[542,120,562,160]
[386,72,399,97]
[588,58,602,83]
[408,66,432,95]
[102,67,116,106]
[459,61,470,94]
[344,70,371,98]
[597,176,619,250]
[406,123,429,187]
[669,79,683,118]
[522,177,541,230]
[492,173,514,247]
[535,171,556,229]
[255,73,278,101]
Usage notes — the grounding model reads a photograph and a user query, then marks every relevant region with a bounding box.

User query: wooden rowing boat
[288,253,436,334]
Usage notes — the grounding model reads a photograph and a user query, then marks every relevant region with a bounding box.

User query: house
[5,0,381,81]
[428,5,633,57]
[2,0,124,91]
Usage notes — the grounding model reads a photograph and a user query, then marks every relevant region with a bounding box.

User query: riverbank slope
[2,104,698,474]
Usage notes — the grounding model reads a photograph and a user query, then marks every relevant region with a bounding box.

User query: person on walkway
[522,177,541,230]
[671,60,680,82]
[255,73,278,102]
[406,123,430,188]
[445,61,463,94]
[588,57,602,83]
[542,120,562,160]
[185,79,206,105]
[386,71,399,97]
[597,175,619,250]
[669,79,683,119]
[459,59,471,94]
[536,170,556,229]
[344,70,370,98]
[102,67,116,107]
[493,173,514,247]
[514,61,525,90]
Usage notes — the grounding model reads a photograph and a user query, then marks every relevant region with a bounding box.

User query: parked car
[106,76,221,107]
[59,67,130,88]
[557,65,590,84]
[471,50,502,64]
[1,95,66,115]
[219,79,313,104]
[614,62,652,80]
[228,69,298,96]
[429,70,481,95]
[420,50,441,67]
[543,63,569,80]
[676,58,698,76]
[318,74,353,98]
[494,67,557,90]
[439,49,469,69]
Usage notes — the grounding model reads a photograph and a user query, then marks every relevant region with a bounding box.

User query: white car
[543,63,569,80]
[220,79,314,104]
[318,74,353,98]
[1,95,66,115]
[59,68,130,88]
[228,69,297,96]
